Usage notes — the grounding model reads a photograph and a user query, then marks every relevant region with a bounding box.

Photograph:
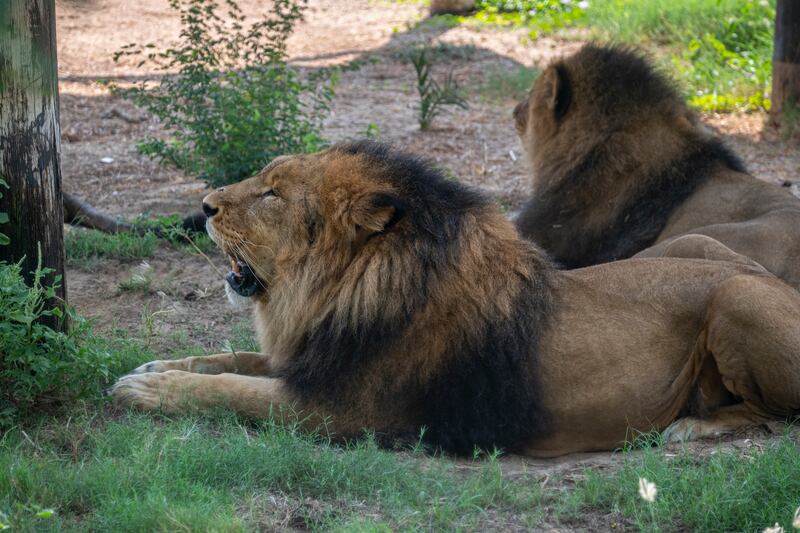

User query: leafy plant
[409,47,468,130]
[671,1,774,112]
[585,0,775,113]
[112,0,333,187]
[0,257,117,429]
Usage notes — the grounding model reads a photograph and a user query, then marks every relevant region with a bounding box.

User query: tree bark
[772,0,800,121]
[0,0,66,329]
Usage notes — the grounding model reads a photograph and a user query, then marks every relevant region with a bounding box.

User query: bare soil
[55,0,800,529]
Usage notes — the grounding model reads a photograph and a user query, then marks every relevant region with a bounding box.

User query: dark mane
[517,137,744,268]
[515,44,747,268]
[278,140,553,454]
[566,44,682,121]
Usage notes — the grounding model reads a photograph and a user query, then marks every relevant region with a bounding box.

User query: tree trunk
[772,0,800,121]
[430,0,475,16]
[0,0,66,329]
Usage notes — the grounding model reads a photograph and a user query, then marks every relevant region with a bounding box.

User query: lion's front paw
[662,417,697,443]
[130,360,174,374]
[111,372,176,411]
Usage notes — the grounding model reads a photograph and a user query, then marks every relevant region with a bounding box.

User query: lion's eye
[262,189,277,199]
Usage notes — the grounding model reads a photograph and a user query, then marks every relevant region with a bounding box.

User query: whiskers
[220,229,274,292]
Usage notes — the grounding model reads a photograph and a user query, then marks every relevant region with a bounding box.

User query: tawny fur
[514,45,800,290]
[112,142,800,457]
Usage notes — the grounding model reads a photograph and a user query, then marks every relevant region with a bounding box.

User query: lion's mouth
[225,254,265,297]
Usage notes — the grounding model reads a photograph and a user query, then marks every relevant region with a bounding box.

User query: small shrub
[117,261,154,293]
[410,47,468,130]
[0,259,116,429]
[113,0,333,187]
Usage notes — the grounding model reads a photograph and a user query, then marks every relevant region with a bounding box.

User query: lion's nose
[202,202,219,218]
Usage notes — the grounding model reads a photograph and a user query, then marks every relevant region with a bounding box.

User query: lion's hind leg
[111,370,290,418]
[634,234,768,272]
[666,275,800,442]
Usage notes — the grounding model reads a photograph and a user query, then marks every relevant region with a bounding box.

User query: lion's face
[203,149,403,300]
[203,155,321,295]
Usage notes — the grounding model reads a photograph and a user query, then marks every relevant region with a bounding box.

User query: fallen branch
[63,192,133,233]
[63,192,206,236]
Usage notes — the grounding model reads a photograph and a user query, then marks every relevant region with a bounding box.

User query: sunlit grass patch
[464,0,775,113]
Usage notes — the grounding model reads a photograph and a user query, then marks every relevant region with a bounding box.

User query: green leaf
[0,233,8,245]
[35,509,55,519]
[0,212,9,224]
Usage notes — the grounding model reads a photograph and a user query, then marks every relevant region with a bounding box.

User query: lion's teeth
[229,256,240,275]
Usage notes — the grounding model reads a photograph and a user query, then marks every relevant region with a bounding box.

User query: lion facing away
[513,45,800,290]
[112,142,800,457]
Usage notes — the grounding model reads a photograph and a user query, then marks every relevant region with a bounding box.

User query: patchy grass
[391,41,478,63]
[476,65,539,102]
[562,433,800,532]
[65,228,159,266]
[65,218,215,268]
[0,413,543,531]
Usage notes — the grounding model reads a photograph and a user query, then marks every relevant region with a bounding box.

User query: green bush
[113,0,333,187]
[0,259,117,429]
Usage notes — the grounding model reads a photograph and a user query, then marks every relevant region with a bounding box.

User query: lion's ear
[350,192,405,234]
[536,65,571,120]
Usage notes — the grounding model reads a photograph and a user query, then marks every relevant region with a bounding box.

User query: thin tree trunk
[772,0,800,122]
[0,0,66,329]
[430,0,475,16]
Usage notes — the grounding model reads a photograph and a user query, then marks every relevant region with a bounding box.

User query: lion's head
[203,141,554,453]
[203,150,405,305]
[512,45,744,268]
[513,44,698,190]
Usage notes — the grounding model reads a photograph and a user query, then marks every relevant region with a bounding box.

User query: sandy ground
[54,0,799,528]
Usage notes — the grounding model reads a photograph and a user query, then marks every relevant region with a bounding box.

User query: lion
[512,44,800,290]
[111,141,800,457]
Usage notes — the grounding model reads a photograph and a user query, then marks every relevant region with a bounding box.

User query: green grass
[65,228,159,266]
[65,220,215,268]
[458,0,776,113]
[0,413,543,531]
[562,434,800,532]
[585,0,774,112]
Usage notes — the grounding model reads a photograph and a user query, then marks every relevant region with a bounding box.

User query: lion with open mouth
[112,141,800,457]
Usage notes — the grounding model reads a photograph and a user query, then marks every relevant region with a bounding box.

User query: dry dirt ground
[55,0,799,527]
